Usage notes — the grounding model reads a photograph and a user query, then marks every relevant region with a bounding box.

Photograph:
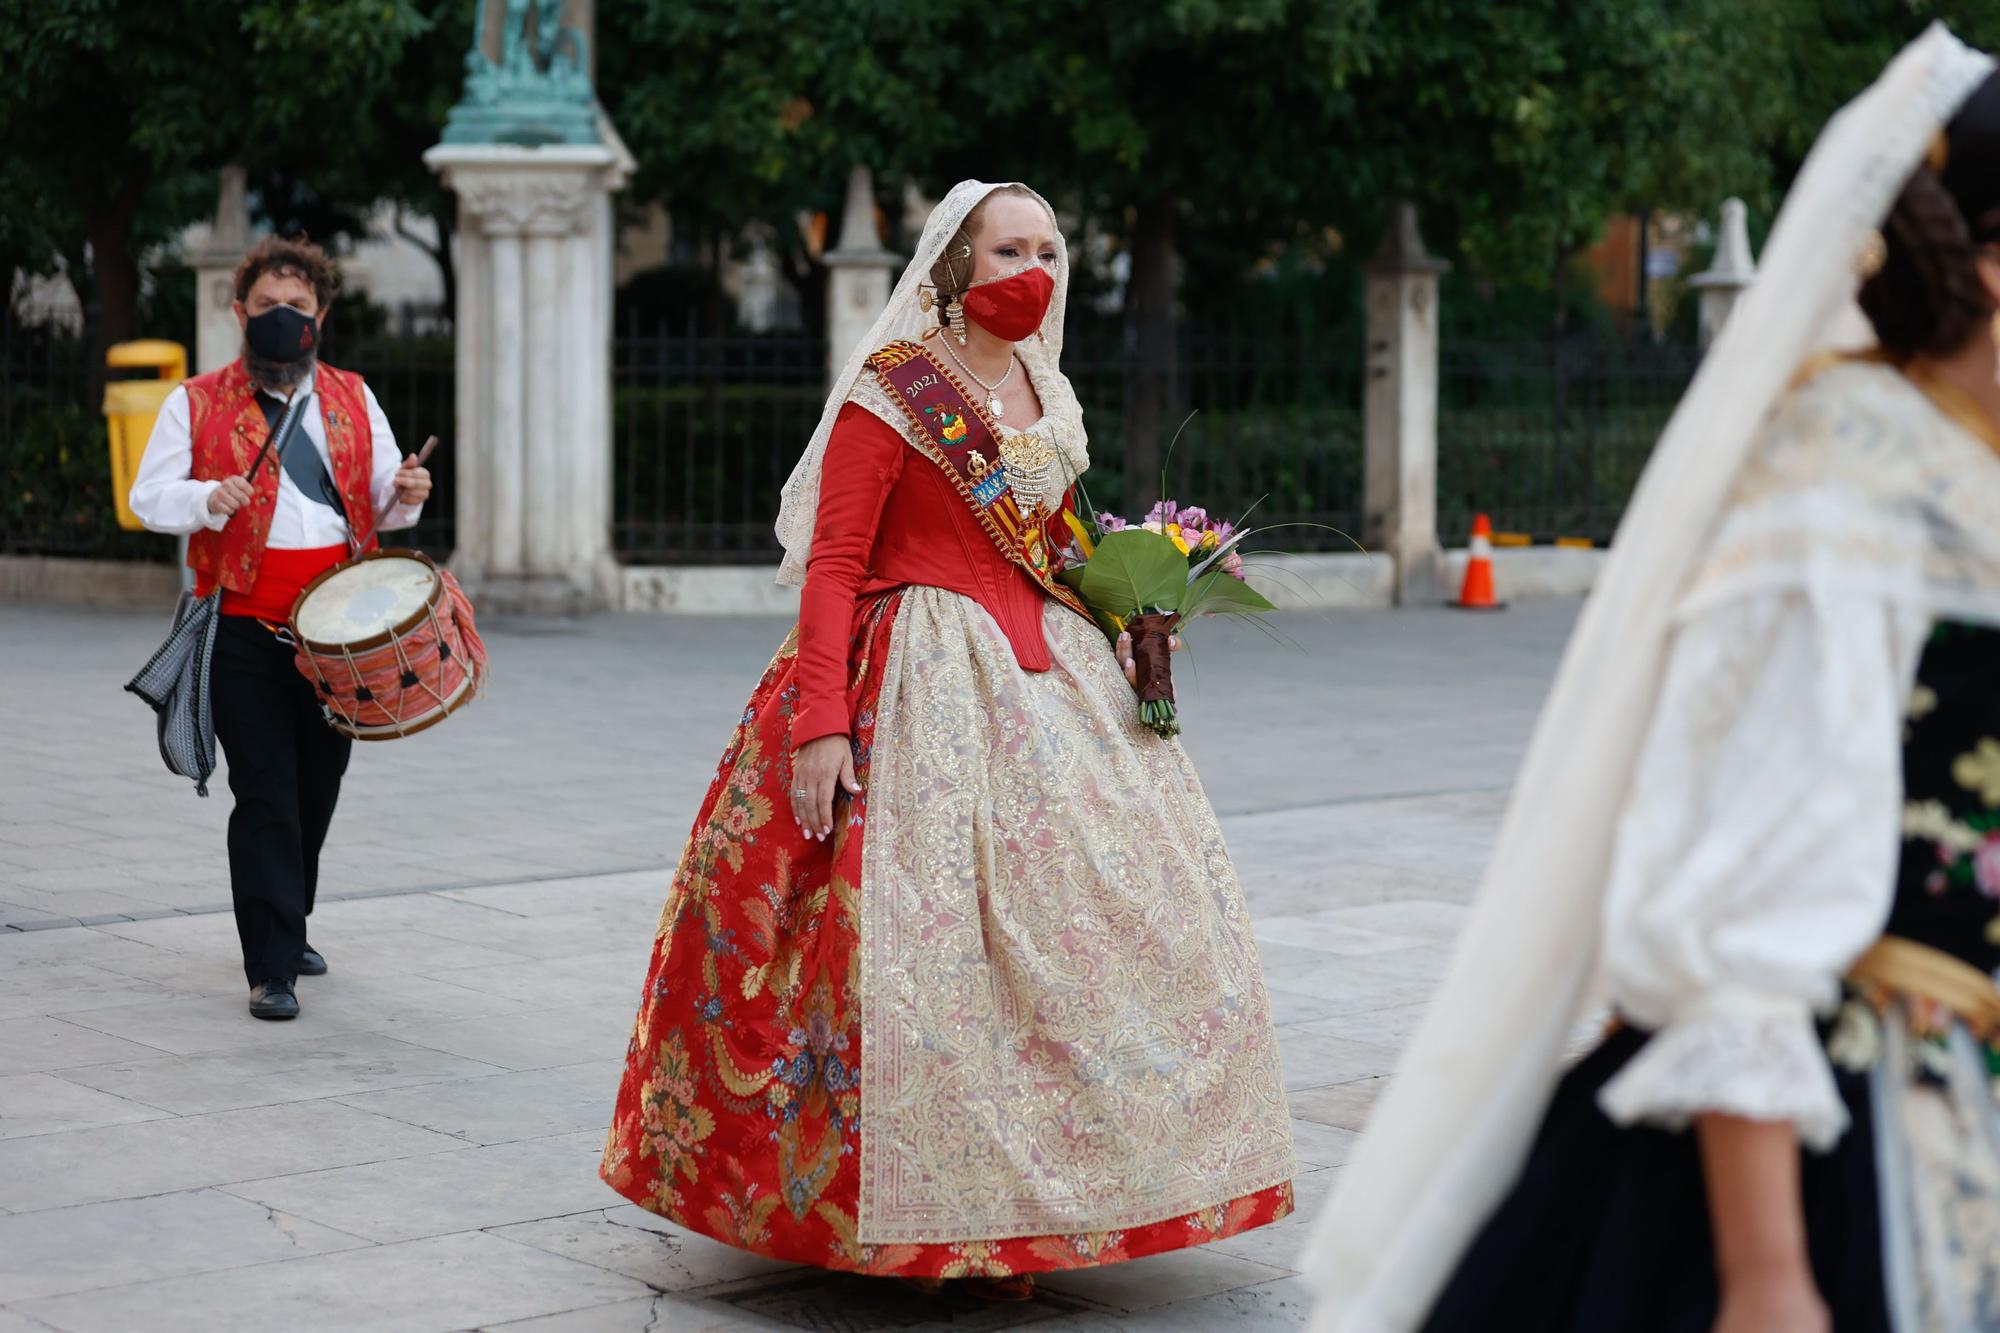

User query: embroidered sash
[865,340,1090,621]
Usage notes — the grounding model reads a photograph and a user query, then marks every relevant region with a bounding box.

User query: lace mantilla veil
[1301,24,1996,1333]
[772,180,1087,586]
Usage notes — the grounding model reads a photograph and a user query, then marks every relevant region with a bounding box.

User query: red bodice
[793,404,1078,745]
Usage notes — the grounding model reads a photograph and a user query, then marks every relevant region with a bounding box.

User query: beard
[243,340,316,392]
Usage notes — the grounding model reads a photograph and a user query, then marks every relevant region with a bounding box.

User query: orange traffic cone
[1453,514,1506,610]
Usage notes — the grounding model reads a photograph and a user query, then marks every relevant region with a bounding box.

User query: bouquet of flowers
[1056,499,1276,737]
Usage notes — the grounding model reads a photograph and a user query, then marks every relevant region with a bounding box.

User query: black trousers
[211,616,351,986]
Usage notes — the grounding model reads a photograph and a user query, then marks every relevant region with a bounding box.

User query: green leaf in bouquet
[1076,529,1189,615]
[1181,566,1278,620]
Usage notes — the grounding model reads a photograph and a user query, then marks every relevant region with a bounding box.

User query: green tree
[602,0,1801,495]
[949,0,1378,499]
[602,1,2000,498]
[1758,2,2000,182]
[0,0,439,373]
[601,0,1377,491]
[598,0,971,335]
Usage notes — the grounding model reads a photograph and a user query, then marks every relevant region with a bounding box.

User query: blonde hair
[927,184,1042,311]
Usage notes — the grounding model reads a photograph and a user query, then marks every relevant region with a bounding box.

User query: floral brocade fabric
[600,589,1294,1276]
[1824,621,2000,1330]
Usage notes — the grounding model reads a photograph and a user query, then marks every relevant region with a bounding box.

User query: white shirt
[1591,586,1924,1151]
[127,367,422,545]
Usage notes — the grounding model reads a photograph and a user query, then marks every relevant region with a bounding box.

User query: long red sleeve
[792,404,906,745]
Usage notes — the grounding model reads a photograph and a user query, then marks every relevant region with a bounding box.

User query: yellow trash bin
[103,340,188,532]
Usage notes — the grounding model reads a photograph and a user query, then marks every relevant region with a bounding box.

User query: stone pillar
[187,167,250,375]
[822,166,900,385]
[1691,198,1756,349]
[168,166,255,590]
[425,142,632,613]
[1364,203,1450,606]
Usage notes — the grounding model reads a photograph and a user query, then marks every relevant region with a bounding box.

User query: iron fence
[0,313,459,563]
[317,330,457,557]
[611,318,826,563]
[1,311,160,561]
[4,306,1697,570]
[1062,323,1366,550]
[1438,335,1698,545]
[604,321,1369,564]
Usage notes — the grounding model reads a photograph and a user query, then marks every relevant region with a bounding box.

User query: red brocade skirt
[599,589,1293,1277]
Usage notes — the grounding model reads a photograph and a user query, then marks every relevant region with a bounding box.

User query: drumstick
[350,435,443,555]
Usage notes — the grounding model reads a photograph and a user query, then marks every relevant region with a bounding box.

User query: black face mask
[245,304,319,364]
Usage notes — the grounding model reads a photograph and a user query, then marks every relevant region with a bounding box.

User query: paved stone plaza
[0,598,1576,1331]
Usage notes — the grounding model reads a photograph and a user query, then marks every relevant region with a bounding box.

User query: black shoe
[298,946,328,976]
[249,978,299,1020]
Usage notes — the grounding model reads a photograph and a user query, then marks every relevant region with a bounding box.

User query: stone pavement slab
[0,1188,367,1303]
[0,600,1579,1330]
[9,1230,653,1333]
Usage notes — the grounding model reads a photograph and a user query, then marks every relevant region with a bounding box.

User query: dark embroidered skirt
[1421,1025,1889,1332]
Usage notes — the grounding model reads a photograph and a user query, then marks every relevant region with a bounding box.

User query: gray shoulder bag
[124,393,313,795]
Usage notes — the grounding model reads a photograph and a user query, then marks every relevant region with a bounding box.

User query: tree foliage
[0,0,452,362]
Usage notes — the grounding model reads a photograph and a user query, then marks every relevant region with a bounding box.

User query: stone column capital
[458,174,596,237]
[424,144,623,237]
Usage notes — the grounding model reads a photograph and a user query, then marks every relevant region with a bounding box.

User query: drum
[288,549,485,741]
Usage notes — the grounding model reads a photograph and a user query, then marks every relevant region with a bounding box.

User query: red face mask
[961,265,1055,342]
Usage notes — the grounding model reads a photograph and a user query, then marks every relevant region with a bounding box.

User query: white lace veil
[773,180,1082,586]
[1302,24,1995,1332]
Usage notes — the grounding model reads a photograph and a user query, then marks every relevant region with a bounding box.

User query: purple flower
[1097,512,1128,531]
[1207,519,1235,545]
[1176,506,1209,532]
[1144,499,1180,527]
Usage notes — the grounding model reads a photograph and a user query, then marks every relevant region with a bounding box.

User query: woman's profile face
[968,194,1059,285]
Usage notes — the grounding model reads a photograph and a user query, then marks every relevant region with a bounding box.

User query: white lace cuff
[1597,1001,1848,1151]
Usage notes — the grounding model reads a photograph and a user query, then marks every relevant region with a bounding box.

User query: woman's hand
[207,476,254,518]
[1713,1267,1829,1333]
[791,734,860,840]
[1115,628,1181,688]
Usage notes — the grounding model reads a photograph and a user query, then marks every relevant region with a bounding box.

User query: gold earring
[1855,230,1887,279]
[947,295,967,345]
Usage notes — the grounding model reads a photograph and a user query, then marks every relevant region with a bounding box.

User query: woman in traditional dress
[1304,26,2000,1333]
[600,181,1295,1295]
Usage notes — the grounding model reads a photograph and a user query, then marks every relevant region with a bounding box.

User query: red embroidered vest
[185,360,377,596]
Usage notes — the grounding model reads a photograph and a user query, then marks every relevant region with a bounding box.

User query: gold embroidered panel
[858,588,1295,1243]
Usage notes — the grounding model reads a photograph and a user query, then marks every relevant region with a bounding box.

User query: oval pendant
[989,395,1005,419]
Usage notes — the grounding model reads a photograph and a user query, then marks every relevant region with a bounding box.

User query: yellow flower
[1954,738,2000,807]
[1163,523,1191,555]
[1200,529,1220,550]
[1062,509,1097,559]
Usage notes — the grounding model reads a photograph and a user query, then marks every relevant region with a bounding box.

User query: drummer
[128,235,431,1020]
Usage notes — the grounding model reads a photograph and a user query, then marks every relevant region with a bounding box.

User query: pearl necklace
[939,339,1016,419]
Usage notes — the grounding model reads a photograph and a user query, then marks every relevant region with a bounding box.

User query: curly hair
[233,235,339,312]
[1858,166,1994,359]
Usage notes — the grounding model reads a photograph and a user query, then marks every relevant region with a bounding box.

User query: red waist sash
[219,544,348,622]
